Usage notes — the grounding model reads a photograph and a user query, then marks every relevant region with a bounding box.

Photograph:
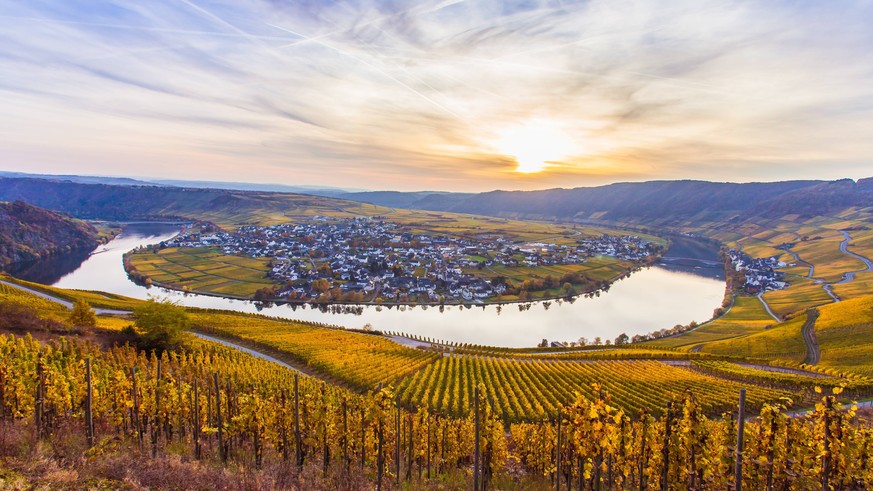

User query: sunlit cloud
[0,0,872,191]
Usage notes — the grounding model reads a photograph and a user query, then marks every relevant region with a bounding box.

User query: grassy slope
[813,295,873,377]
[189,311,439,391]
[700,211,873,321]
[643,296,775,349]
[693,294,873,378]
[699,313,808,362]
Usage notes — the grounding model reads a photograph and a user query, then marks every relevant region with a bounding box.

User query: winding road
[782,249,814,278]
[0,280,131,315]
[835,231,873,284]
[801,308,821,365]
[756,292,781,322]
[191,332,302,373]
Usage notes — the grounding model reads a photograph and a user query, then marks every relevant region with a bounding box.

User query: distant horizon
[1,169,869,196]
[2,1,872,192]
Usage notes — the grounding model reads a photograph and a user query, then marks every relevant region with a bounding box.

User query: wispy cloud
[1,0,871,191]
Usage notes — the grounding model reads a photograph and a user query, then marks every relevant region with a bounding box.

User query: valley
[1,175,873,489]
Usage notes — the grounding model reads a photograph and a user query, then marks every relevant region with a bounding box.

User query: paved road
[783,249,814,278]
[835,231,873,284]
[821,283,840,302]
[756,293,780,322]
[801,309,821,365]
[0,280,131,315]
[190,332,302,373]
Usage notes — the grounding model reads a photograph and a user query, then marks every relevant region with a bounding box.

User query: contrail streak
[278,0,467,50]
[0,14,295,41]
[268,22,463,120]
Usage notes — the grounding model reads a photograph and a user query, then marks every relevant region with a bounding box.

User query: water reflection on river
[17,223,726,348]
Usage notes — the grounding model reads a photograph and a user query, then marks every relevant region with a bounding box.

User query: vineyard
[394,356,794,421]
[689,360,873,397]
[190,312,440,391]
[1,333,872,489]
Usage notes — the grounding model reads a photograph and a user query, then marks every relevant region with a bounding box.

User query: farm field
[482,256,631,285]
[127,247,274,298]
[176,193,388,229]
[790,232,865,283]
[833,271,873,298]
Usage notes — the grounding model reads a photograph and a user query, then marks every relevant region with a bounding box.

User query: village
[726,249,789,293]
[161,217,659,303]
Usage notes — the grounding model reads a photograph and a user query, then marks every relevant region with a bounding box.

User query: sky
[1,0,872,192]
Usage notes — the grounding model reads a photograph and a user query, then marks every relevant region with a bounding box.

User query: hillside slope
[0,177,387,228]
[0,200,99,268]
[698,294,873,377]
[340,178,873,225]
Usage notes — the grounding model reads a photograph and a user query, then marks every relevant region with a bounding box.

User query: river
[11,223,726,348]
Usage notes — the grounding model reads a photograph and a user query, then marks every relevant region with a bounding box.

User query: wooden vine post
[35,361,44,440]
[661,401,673,491]
[395,400,401,487]
[130,367,142,448]
[214,372,225,466]
[734,388,746,491]
[556,407,562,491]
[193,380,201,460]
[294,373,302,469]
[474,385,480,491]
[85,357,94,448]
[153,359,162,458]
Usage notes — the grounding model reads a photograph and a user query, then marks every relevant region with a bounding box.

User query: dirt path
[801,308,821,365]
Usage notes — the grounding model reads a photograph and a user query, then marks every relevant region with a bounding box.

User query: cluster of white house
[727,249,789,293]
[162,217,657,302]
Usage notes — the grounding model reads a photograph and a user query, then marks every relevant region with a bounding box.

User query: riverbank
[17,222,726,347]
[123,248,658,308]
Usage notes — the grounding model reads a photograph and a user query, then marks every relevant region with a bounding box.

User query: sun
[493,121,576,173]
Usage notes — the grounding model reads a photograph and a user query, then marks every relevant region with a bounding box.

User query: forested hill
[0,200,99,268]
[338,178,873,224]
[0,177,384,227]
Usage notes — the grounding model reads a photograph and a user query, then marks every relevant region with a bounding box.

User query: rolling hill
[338,178,873,225]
